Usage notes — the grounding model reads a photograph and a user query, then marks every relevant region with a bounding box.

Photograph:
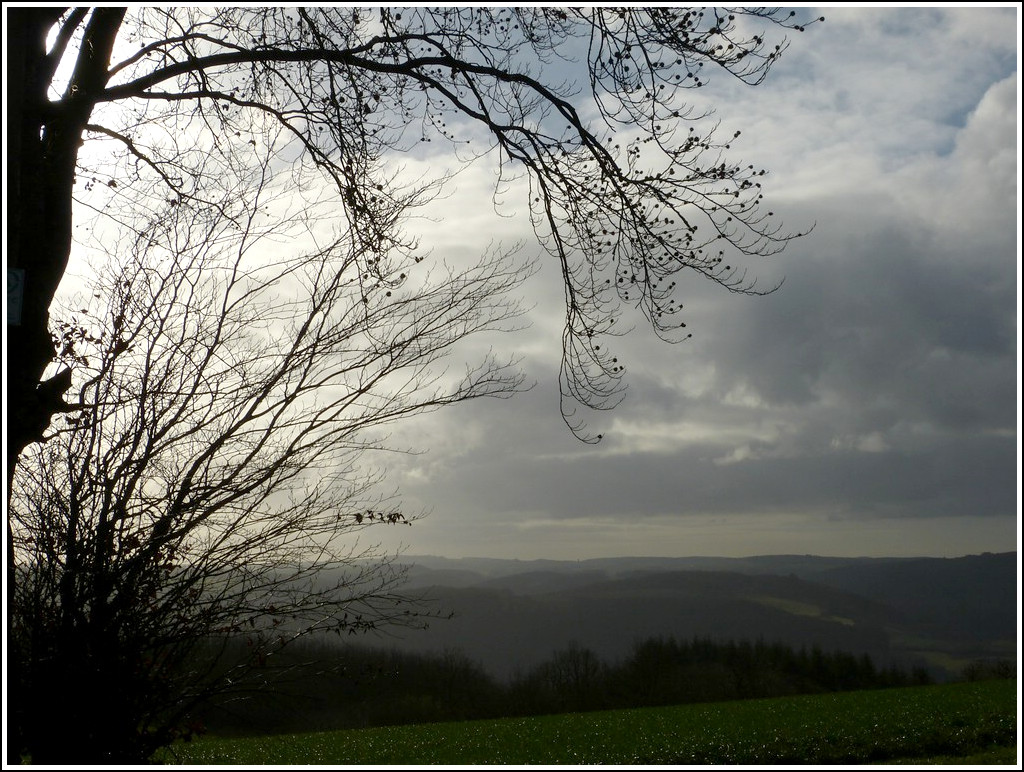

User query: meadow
[160,678,1016,765]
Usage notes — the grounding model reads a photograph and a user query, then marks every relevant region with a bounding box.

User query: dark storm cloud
[397,409,1015,522]
[379,9,1018,558]
[701,202,1017,439]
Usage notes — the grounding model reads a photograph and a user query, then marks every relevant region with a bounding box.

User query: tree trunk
[7,7,125,483]
[6,9,125,762]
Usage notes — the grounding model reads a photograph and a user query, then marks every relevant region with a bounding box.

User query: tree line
[187,635,933,737]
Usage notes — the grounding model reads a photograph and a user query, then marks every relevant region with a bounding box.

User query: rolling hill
[373,552,1017,680]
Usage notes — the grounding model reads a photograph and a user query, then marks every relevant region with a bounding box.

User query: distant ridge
[382,552,1017,681]
[397,551,1016,582]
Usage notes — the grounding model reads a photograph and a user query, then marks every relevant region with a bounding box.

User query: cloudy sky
[366,6,1019,561]
[46,7,1018,562]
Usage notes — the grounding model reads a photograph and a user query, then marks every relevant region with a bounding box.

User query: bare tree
[7,140,531,761]
[5,7,821,762]
[7,6,822,478]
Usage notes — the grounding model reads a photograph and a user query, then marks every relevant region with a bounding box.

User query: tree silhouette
[5,7,821,762]
[7,7,821,474]
[8,154,530,762]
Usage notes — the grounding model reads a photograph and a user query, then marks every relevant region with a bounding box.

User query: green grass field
[159,679,1017,765]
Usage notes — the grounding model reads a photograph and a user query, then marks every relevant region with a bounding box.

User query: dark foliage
[960,658,1016,683]
[508,636,932,718]
[191,635,932,736]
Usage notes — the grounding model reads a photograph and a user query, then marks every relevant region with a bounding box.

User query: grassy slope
[159,679,1017,765]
